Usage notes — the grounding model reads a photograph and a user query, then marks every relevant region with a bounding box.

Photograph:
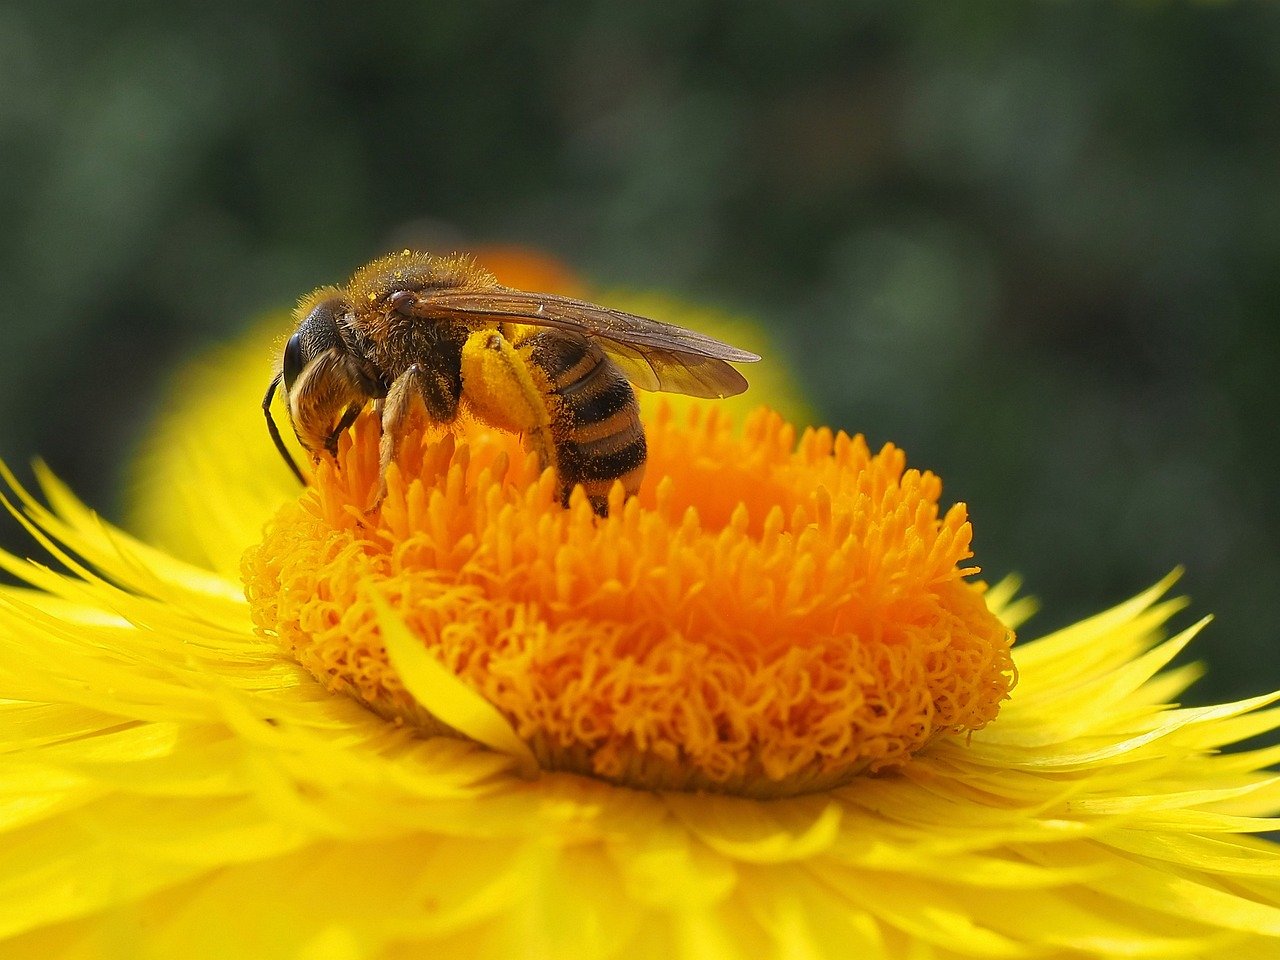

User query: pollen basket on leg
[242,408,1016,796]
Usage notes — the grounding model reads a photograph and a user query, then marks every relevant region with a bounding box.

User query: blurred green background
[1,2,1277,701]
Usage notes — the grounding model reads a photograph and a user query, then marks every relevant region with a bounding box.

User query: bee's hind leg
[459,329,557,483]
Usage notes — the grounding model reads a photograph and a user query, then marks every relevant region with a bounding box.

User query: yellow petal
[371,591,540,778]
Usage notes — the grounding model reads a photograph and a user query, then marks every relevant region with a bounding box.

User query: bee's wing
[416,288,759,399]
[597,341,750,398]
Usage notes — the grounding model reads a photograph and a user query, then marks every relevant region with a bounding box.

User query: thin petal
[371,592,539,778]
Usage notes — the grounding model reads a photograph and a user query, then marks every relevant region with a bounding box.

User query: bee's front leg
[324,404,364,458]
[375,363,460,507]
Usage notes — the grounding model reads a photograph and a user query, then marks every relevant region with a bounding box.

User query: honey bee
[263,251,759,514]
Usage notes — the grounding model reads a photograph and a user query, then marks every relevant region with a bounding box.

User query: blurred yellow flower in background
[2,250,1279,959]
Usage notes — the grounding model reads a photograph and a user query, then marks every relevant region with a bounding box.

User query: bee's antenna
[262,374,306,484]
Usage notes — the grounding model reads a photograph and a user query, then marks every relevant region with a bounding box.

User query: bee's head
[264,293,381,480]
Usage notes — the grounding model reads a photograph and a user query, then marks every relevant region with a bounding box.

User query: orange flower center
[242,407,1015,796]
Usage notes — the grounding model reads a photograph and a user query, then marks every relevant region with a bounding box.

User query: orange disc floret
[243,407,1015,796]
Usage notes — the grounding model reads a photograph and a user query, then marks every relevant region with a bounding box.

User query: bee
[263,251,759,514]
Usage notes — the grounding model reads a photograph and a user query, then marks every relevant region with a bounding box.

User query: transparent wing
[601,342,749,398]
[408,287,759,399]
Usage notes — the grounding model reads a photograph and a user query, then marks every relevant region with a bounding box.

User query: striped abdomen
[522,332,646,514]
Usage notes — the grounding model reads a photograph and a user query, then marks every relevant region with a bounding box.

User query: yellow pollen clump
[243,407,1015,796]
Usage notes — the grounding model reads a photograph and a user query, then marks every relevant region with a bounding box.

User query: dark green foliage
[2,1,1277,699]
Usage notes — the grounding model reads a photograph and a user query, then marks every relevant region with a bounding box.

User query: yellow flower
[3,259,1280,959]
[243,409,1013,797]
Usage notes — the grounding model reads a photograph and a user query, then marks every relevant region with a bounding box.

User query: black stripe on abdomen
[558,432,647,485]
[525,333,593,384]
[560,365,634,427]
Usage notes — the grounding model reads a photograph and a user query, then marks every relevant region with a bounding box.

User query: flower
[3,260,1280,958]
[242,408,1014,797]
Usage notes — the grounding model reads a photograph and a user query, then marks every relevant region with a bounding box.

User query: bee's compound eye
[282,333,305,391]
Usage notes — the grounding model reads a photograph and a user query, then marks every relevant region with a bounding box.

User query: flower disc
[243,407,1014,796]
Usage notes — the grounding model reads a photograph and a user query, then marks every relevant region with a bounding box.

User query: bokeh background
[2,3,1277,701]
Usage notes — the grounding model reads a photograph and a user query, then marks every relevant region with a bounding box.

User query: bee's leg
[459,329,557,477]
[324,404,364,458]
[373,364,452,506]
